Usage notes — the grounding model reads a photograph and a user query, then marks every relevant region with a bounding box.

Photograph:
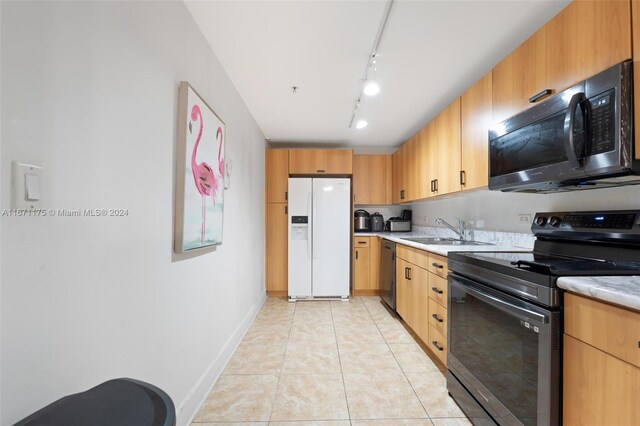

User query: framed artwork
[175,81,226,253]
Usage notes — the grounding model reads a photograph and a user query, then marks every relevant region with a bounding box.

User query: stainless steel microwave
[489,60,640,193]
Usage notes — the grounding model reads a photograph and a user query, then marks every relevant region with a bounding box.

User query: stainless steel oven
[446,209,640,426]
[488,60,639,193]
[447,274,561,426]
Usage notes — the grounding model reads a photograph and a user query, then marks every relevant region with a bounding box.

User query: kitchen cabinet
[266,149,289,203]
[289,149,353,175]
[353,154,392,205]
[433,98,462,196]
[392,143,409,203]
[493,0,631,124]
[461,72,491,190]
[426,252,449,367]
[265,149,289,294]
[265,202,288,294]
[563,293,640,425]
[633,0,640,159]
[395,245,430,346]
[352,236,381,295]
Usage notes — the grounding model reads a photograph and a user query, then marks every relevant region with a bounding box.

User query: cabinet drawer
[428,253,449,278]
[429,298,447,336]
[565,293,640,369]
[353,236,370,247]
[429,324,447,366]
[429,274,448,306]
[396,244,430,269]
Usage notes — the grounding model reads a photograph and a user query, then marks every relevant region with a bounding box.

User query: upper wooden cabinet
[266,149,289,203]
[353,154,392,205]
[428,98,462,197]
[289,149,353,175]
[461,72,492,190]
[493,0,631,124]
[392,144,408,203]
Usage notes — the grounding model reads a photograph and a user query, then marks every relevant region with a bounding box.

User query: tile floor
[192,296,471,425]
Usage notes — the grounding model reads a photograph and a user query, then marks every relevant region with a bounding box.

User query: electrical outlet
[518,214,532,224]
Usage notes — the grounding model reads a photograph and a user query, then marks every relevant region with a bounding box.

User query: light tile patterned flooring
[192,296,471,425]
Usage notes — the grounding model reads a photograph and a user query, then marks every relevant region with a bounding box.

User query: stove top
[458,251,640,276]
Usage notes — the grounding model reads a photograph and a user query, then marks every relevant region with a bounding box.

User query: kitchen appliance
[446,209,640,426]
[385,217,411,232]
[489,61,639,193]
[354,209,371,232]
[370,212,385,232]
[288,178,351,300]
[401,209,412,221]
[380,240,396,310]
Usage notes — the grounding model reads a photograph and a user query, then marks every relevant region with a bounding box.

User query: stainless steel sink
[400,237,493,246]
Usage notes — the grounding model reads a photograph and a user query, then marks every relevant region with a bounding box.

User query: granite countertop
[557,276,640,312]
[353,230,530,256]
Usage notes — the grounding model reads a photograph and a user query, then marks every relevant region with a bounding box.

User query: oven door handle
[451,277,548,325]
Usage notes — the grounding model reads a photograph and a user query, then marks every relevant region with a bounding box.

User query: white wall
[411,185,640,233]
[1,1,266,424]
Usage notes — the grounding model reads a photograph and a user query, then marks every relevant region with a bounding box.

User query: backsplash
[410,225,535,249]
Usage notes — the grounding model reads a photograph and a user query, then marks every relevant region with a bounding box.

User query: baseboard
[177,291,267,426]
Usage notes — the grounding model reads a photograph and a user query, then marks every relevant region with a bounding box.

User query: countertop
[357,230,640,311]
[557,276,640,312]
[353,231,529,256]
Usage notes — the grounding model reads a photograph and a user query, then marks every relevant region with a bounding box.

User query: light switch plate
[12,162,44,209]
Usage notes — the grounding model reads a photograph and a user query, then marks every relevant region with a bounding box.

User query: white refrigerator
[288,178,351,300]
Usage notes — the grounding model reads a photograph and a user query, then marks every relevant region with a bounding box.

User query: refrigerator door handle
[307,192,312,259]
[311,190,316,259]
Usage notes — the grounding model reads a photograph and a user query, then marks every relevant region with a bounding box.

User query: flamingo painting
[176,82,226,253]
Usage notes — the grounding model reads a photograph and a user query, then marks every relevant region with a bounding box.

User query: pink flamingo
[190,105,219,243]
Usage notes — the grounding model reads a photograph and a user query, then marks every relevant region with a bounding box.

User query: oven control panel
[532,210,640,239]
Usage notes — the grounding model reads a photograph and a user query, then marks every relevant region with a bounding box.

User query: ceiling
[185,0,570,150]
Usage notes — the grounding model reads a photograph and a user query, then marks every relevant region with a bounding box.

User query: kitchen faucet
[435,217,466,241]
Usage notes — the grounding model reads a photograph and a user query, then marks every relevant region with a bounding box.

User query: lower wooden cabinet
[266,202,288,294]
[396,244,448,365]
[563,293,640,425]
[352,236,381,295]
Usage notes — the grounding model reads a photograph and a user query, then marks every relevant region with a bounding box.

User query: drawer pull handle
[317,169,326,173]
[432,314,443,323]
[407,267,412,280]
[432,341,444,351]
[432,262,444,269]
[357,241,367,244]
[529,89,553,103]
[460,170,466,185]
[432,287,443,294]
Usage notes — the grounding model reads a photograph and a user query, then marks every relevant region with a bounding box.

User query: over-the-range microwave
[488,60,640,193]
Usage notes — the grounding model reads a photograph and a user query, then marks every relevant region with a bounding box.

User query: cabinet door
[415,125,432,200]
[425,120,439,198]
[266,203,288,293]
[353,247,370,292]
[563,334,640,425]
[353,155,392,205]
[369,236,381,291]
[461,72,491,190]
[289,149,324,174]
[392,148,403,204]
[405,135,419,202]
[435,98,462,196]
[410,266,429,344]
[266,149,289,203]
[324,149,353,174]
[543,0,631,97]
[396,259,409,321]
[492,33,544,123]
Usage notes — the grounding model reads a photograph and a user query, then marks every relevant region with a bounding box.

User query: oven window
[449,285,539,426]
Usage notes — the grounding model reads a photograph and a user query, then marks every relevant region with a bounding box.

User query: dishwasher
[379,240,396,310]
